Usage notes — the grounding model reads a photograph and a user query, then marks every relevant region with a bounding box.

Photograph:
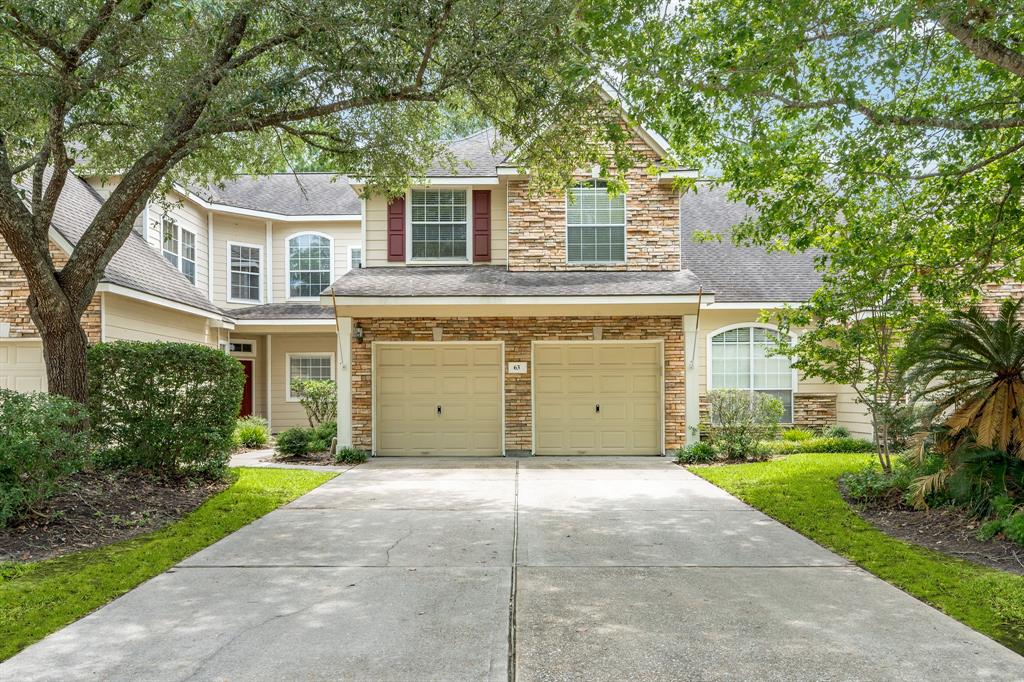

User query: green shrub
[314,421,337,442]
[88,341,244,477]
[842,453,943,504]
[782,428,814,442]
[705,389,784,459]
[821,425,851,439]
[0,390,88,526]
[760,436,874,455]
[275,427,311,457]
[676,441,718,464]
[334,447,368,464]
[233,416,269,449]
[290,379,336,427]
[308,437,330,453]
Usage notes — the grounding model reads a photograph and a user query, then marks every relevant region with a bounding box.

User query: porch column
[684,314,700,446]
[336,317,353,450]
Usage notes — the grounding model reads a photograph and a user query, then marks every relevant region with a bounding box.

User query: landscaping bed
[0,467,335,661]
[691,453,1024,654]
[0,470,228,562]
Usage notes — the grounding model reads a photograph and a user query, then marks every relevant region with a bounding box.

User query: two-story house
[0,119,873,448]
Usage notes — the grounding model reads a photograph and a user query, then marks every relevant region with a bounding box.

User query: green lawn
[692,453,1024,654]
[0,467,334,661]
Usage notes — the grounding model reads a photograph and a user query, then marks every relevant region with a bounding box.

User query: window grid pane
[230,244,261,301]
[411,190,467,260]
[161,217,179,267]
[289,355,333,398]
[566,181,626,263]
[350,247,362,270]
[288,234,331,297]
[711,326,794,423]
[180,230,196,284]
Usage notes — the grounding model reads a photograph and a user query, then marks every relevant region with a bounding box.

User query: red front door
[239,359,254,417]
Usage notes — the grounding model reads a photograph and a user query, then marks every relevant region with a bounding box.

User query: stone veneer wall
[792,394,837,431]
[0,237,101,342]
[505,134,680,272]
[350,316,685,454]
[979,281,1024,318]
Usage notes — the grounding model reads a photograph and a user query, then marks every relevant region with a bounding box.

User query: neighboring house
[0,120,874,445]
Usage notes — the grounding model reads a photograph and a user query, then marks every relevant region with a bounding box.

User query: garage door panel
[375,343,501,456]
[0,341,47,393]
[534,342,662,456]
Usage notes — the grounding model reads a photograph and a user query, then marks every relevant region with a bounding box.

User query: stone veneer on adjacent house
[505,135,680,272]
[0,238,101,342]
[350,316,686,454]
[699,393,838,433]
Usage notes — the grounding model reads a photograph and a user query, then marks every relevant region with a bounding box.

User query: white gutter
[174,184,360,222]
[320,293,711,307]
[96,283,227,322]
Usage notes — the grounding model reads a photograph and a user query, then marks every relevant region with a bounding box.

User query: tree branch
[938,13,1024,80]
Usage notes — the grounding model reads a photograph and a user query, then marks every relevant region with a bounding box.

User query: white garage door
[0,340,47,393]
[534,341,662,455]
[375,343,503,456]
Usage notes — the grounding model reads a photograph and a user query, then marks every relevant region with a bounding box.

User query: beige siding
[211,213,266,309]
[268,333,337,430]
[365,182,508,267]
[103,294,213,346]
[274,222,361,302]
[694,308,871,435]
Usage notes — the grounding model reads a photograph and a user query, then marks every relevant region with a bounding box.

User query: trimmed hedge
[760,436,874,455]
[88,341,244,476]
[0,390,88,526]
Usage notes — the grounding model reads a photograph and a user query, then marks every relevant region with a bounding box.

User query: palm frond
[910,468,951,510]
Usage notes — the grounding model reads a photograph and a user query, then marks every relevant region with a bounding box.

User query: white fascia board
[597,78,674,159]
[701,301,801,310]
[233,318,335,326]
[47,228,75,255]
[348,177,499,188]
[95,283,228,321]
[321,294,711,307]
[173,184,359,222]
[657,169,701,182]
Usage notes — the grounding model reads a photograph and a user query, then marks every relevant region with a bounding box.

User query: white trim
[226,241,265,305]
[336,318,353,449]
[683,314,699,446]
[265,221,274,305]
[348,177,499,188]
[322,294,709,307]
[266,336,273,430]
[206,213,214,301]
[703,301,801,310]
[656,169,701,182]
[234,318,335,327]
[285,231,335,301]
[359,195,367,271]
[142,202,151,243]
[564,180,628,265]
[285,351,336,401]
[238,358,257,416]
[405,187,472,265]
[226,337,258,357]
[174,184,360,222]
[530,339,666,456]
[705,322,799,422]
[99,293,107,342]
[370,340,505,457]
[94,283,226,322]
[348,244,363,271]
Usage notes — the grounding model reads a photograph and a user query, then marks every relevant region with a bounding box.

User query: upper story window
[709,325,795,422]
[349,246,362,270]
[566,180,626,264]
[229,243,262,303]
[161,216,196,284]
[411,189,468,261]
[287,233,332,299]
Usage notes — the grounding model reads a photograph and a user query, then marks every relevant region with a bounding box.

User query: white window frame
[564,180,628,265]
[348,244,363,271]
[226,241,264,304]
[706,322,799,423]
[285,352,336,401]
[226,337,257,357]
[406,187,472,265]
[161,215,198,285]
[285,231,334,301]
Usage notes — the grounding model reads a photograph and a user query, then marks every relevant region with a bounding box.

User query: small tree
[291,379,336,428]
[705,389,783,460]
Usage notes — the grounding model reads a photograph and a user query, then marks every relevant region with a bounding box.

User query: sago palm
[907,297,1024,458]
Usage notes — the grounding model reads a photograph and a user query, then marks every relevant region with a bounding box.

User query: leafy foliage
[233,416,269,449]
[705,389,783,460]
[821,425,851,439]
[290,379,336,428]
[334,447,369,465]
[87,342,244,476]
[675,441,718,464]
[760,437,874,456]
[274,428,312,457]
[0,390,88,526]
[782,428,814,442]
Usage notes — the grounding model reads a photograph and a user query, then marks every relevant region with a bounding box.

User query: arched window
[709,325,795,422]
[287,233,332,299]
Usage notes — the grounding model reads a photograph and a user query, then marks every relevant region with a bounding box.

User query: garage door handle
[437,405,442,416]
[595,403,600,413]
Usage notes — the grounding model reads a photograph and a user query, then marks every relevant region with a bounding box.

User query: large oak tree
[0,0,632,402]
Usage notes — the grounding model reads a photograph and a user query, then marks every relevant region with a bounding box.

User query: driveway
[3,457,1022,681]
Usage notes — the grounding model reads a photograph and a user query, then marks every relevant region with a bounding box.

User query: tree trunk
[28,291,91,405]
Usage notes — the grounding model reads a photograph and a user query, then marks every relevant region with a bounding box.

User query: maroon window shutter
[472,190,491,262]
[387,196,406,262]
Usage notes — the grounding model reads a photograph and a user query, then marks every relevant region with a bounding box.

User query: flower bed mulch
[0,470,228,563]
[844,491,1024,576]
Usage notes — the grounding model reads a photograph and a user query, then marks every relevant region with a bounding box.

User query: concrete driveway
[3,457,1022,681]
